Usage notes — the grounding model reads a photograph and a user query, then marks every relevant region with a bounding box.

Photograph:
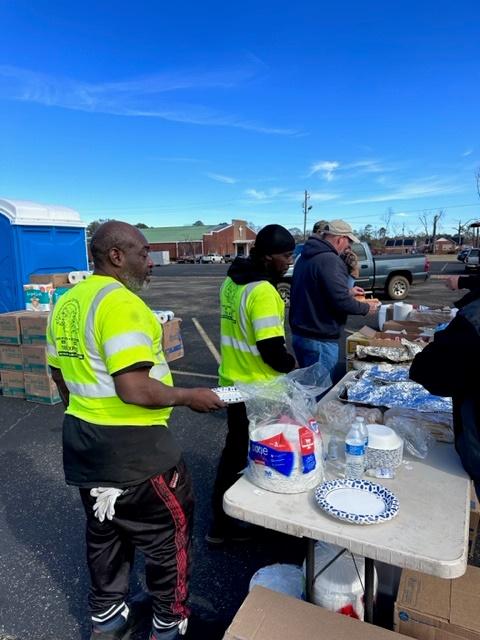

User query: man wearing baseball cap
[289,219,378,383]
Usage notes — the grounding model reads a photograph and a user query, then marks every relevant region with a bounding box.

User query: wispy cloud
[205,172,237,184]
[244,187,286,201]
[462,148,474,157]
[308,160,339,181]
[345,178,462,204]
[0,64,298,135]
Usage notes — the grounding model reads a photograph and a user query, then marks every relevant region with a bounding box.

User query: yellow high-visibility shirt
[218,277,286,386]
[47,275,173,426]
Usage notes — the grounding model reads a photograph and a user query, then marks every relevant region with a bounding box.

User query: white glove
[90,487,124,522]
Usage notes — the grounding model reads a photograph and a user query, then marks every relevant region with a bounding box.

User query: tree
[86,219,110,238]
[288,227,304,242]
[193,220,205,226]
[135,222,149,229]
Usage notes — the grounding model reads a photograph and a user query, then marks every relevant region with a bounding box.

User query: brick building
[144,219,256,261]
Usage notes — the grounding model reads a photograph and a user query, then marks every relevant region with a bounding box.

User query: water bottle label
[249,434,294,477]
[346,443,364,456]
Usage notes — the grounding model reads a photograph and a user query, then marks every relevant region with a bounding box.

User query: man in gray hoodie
[289,219,378,383]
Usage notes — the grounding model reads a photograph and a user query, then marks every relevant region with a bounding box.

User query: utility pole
[303,190,312,241]
[457,220,463,246]
[431,213,440,254]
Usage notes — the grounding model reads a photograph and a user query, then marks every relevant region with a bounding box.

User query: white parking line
[441,263,448,272]
[192,317,221,364]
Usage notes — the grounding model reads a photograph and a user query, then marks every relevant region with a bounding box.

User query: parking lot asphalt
[0,260,477,640]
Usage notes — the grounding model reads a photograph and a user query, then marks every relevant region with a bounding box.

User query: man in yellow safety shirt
[206,224,296,545]
[47,221,224,640]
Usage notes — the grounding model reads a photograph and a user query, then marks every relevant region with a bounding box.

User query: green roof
[144,224,217,243]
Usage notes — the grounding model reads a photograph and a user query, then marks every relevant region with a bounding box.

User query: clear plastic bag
[383,407,436,458]
[249,564,304,599]
[237,365,331,493]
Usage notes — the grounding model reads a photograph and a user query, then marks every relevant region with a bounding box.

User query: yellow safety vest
[218,277,286,386]
[47,275,173,426]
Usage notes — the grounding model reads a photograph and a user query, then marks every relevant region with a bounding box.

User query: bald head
[90,220,153,292]
[90,221,147,267]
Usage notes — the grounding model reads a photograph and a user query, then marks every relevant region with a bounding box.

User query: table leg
[305,538,315,603]
[364,557,375,624]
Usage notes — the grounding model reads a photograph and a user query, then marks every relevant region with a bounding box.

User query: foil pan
[356,339,423,363]
[365,364,410,383]
[344,377,452,413]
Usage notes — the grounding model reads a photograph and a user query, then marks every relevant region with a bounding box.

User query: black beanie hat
[253,224,295,256]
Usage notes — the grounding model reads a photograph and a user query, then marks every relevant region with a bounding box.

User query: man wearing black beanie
[206,224,296,545]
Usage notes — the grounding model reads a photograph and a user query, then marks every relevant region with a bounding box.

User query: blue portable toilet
[0,198,88,313]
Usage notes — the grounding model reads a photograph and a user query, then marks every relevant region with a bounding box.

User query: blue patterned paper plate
[314,479,400,525]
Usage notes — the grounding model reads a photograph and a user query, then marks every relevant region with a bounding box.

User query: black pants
[79,459,194,625]
[211,403,249,528]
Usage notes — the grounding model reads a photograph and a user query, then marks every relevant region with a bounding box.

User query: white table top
[224,373,470,579]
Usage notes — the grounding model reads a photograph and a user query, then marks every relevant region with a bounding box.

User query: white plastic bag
[249,564,304,599]
[237,365,331,493]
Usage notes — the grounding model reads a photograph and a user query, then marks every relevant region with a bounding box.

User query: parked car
[223,254,235,263]
[464,248,480,271]
[200,253,224,263]
[457,247,472,263]
[277,241,430,305]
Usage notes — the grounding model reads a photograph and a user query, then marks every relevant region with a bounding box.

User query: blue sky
[1,1,479,236]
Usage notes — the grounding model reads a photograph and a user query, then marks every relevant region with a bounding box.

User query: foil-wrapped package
[365,364,410,383]
[346,377,452,413]
[356,339,423,363]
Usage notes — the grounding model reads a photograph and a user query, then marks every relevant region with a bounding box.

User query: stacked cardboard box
[346,325,430,371]
[394,566,480,640]
[0,311,60,404]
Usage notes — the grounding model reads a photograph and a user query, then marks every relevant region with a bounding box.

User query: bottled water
[344,422,365,480]
[355,416,368,449]
[327,435,339,461]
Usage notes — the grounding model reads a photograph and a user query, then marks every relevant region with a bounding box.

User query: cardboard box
[0,345,23,371]
[224,586,406,640]
[394,567,480,640]
[20,313,49,345]
[29,273,69,287]
[23,284,53,312]
[470,484,480,562]
[0,370,25,398]
[346,326,426,355]
[162,318,184,362]
[22,345,49,374]
[0,311,30,345]
[23,372,61,405]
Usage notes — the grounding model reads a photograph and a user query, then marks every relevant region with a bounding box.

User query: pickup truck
[277,241,429,304]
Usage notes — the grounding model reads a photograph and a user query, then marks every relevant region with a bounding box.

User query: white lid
[366,424,402,450]
[0,198,85,227]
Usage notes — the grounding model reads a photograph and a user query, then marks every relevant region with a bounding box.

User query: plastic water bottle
[327,435,339,461]
[344,422,365,480]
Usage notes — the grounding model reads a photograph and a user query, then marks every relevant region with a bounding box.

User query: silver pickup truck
[278,241,430,305]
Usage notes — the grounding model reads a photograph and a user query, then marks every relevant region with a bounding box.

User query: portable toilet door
[0,198,88,313]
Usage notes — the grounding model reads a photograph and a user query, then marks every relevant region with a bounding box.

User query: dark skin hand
[51,366,225,412]
[113,367,225,412]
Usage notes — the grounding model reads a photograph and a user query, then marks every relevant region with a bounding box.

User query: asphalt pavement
[0,260,477,640]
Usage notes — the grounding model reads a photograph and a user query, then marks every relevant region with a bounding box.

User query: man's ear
[264,254,273,263]
[108,246,124,267]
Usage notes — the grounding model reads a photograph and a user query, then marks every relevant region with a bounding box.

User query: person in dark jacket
[206,225,297,544]
[410,297,480,500]
[289,219,378,384]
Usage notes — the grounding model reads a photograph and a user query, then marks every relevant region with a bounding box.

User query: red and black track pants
[79,459,194,626]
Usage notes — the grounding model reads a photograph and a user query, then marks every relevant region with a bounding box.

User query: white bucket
[306,542,378,620]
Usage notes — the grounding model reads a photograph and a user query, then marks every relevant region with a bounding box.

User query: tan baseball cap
[323,219,360,244]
